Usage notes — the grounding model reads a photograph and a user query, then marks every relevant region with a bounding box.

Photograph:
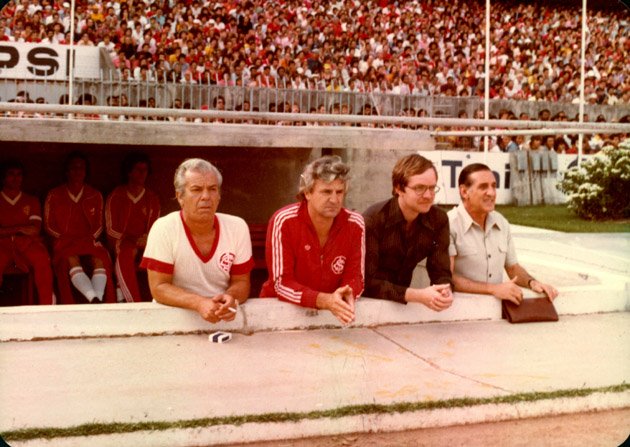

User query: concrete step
[2,313,629,446]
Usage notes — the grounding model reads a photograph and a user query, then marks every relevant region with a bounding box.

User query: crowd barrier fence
[2,74,629,123]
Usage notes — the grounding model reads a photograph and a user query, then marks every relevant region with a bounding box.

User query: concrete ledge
[0,118,434,150]
[7,390,629,447]
[1,284,628,341]
[553,284,629,315]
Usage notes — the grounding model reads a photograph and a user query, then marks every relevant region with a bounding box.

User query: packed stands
[2,0,628,104]
[1,0,628,154]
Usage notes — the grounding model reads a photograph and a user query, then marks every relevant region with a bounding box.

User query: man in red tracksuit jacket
[106,153,160,302]
[0,160,54,304]
[44,151,115,304]
[260,156,365,325]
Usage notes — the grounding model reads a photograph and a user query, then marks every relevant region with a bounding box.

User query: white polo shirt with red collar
[141,211,254,297]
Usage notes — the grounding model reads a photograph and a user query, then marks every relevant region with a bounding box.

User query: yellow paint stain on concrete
[303,340,392,362]
[322,348,393,362]
[328,336,369,351]
[435,339,456,358]
[306,337,391,361]
[376,385,419,398]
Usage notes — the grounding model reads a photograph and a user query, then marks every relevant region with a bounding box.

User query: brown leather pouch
[501,298,559,323]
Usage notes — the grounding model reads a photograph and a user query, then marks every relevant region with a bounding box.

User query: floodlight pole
[577,0,587,167]
[484,0,490,162]
[68,0,76,106]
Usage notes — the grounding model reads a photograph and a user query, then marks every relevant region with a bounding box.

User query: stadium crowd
[2,0,629,153]
[1,0,628,105]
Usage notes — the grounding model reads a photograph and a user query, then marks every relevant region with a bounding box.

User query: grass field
[495,205,630,233]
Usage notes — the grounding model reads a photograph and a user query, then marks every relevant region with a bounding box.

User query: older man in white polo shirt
[141,158,254,323]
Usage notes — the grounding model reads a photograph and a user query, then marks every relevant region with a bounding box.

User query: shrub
[557,139,630,220]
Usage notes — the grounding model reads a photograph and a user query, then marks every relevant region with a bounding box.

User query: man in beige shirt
[448,163,558,304]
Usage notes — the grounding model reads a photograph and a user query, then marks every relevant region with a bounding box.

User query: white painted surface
[1,314,628,442]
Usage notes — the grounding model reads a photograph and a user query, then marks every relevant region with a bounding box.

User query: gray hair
[298,155,350,200]
[174,158,223,196]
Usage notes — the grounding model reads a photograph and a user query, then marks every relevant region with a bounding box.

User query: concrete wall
[2,284,628,341]
[342,147,410,213]
[0,119,434,221]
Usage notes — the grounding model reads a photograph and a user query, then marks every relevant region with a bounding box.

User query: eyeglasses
[406,184,440,195]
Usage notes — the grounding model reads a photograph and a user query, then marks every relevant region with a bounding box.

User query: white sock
[70,267,97,302]
[91,268,108,302]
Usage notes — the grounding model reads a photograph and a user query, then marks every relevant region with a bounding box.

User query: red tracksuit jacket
[260,201,365,308]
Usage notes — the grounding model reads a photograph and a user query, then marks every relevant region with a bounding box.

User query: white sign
[0,42,101,80]
[423,151,582,205]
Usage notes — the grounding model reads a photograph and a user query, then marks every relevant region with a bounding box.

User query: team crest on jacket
[219,252,235,273]
[331,256,346,275]
[22,205,30,216]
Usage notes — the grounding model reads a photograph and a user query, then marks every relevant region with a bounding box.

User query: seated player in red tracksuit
[260,156,365,325]
[44,151,115,304]
[105,152,160,302]
[0,160,54,304]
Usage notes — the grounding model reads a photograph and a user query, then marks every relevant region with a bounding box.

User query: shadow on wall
[1,143,315,223]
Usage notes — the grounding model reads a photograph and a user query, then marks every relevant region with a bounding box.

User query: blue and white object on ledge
[209,331,232,343]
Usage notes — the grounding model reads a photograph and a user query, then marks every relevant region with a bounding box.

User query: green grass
[495,205,630,233]
[2,383,628,442]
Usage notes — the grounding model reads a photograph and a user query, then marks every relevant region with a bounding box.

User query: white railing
[1,102,629,137]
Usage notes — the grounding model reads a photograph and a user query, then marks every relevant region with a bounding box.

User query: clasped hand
[317,285,355,325]
[197,294,237,323]
[420,283,453,311]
